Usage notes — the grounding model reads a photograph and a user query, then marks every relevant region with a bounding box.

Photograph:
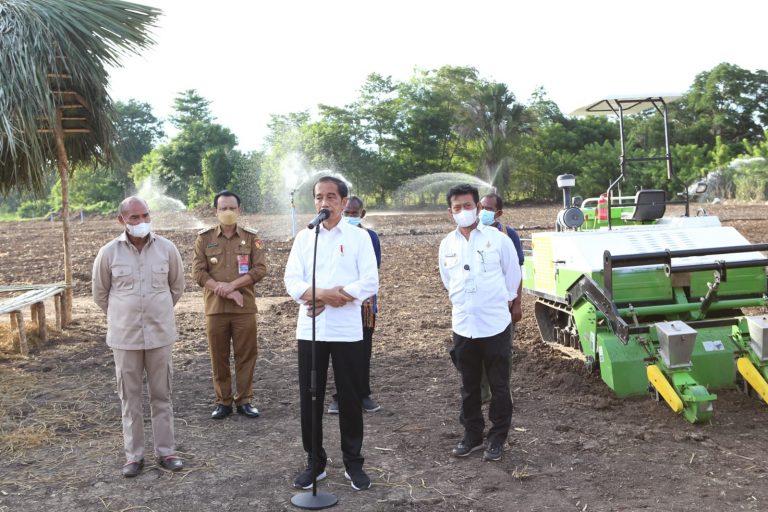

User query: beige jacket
[92,232,185,350]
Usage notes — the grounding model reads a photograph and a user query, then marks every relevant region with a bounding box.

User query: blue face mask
[344,216,362,226]
[479,209,496,226]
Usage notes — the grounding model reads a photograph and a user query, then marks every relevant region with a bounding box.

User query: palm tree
[457,82,531,188]
[0,0,160,324]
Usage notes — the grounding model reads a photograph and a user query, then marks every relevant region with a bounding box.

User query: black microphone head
[307,208,332,229]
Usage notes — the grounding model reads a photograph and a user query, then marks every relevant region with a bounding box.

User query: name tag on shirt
[237,255,249,274]
[443,253,458,268]
[465,278,476,293]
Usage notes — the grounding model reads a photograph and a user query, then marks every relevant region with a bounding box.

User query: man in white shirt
[284,176,379,491]
[439,184,521,462]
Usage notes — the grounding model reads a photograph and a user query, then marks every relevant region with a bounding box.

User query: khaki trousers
[112,344,175,462]
[206,313,258,406]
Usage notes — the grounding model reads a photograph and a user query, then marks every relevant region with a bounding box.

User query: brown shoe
[158,455,184,472]
[122,459,144,478]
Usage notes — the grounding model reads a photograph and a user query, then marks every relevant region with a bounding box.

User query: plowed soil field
[2,202,768,512]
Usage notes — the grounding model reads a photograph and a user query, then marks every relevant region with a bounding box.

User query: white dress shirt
[284,218,379,341]
[439,223,521,338]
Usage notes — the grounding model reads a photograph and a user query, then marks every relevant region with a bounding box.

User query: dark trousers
[334,326,374,400]
[298,339,366,471]
[480,323,515,403]
[451,324,512,444]
[361,326,373,398]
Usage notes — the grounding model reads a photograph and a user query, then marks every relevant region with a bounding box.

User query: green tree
[356,74,401,156]
[258,112,312,211]
[115,99,165,165]
[572,140,624,198]
[515,92,617,200]
[49,162,124,214]
[457,81,531,190]
[397,66,479,177]
[527,86,566,126]
[201,147,234,199]
[146,90,237,205]
[113,99,164,194]
[742,130,768,159]
[170,89,214,128]
[228,150,264,212]
[674,63,768,153]
[731,158,768,201]
[671,143,710,189]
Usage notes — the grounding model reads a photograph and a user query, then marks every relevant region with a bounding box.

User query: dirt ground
[2,203,768,512]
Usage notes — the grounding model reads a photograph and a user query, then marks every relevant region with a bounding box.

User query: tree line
[3,62,767,218]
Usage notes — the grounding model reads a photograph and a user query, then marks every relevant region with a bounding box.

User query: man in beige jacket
[92,196,185,477]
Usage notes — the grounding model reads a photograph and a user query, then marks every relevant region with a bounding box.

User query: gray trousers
[112,344,175,462]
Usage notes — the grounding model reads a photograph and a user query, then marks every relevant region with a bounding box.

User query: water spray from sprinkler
[290,188,297,238]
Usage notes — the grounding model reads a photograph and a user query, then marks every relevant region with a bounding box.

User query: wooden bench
[0,285,66,356]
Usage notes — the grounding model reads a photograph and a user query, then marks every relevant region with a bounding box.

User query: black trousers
[361,326,374,398]
[298,339,366,471]
[451,323,512,444]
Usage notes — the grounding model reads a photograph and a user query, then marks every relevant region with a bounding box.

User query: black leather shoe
[236,403,260,418]
[122,459,144,478]
[451,436,483,457]
[483,442,503,462]
[158,455,184,472]
[211,404,233,419]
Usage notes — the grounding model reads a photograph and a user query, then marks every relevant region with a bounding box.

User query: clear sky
[107,0,768,153]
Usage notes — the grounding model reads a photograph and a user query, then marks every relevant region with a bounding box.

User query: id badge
[465,278,477,293]
[237,254,249,275]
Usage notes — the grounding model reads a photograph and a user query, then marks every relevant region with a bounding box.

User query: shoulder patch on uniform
[197,226,214,235]
[242,226,259,235]
[254,238,265,250]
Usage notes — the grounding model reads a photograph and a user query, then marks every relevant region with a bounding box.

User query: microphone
[307,209,330,229]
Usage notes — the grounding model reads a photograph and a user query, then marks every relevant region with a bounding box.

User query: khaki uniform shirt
[92,233,185,350]
[192,224,267,315]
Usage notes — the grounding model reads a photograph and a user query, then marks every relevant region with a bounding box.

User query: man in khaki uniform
[192,190,267,419]
[92,196,185,477]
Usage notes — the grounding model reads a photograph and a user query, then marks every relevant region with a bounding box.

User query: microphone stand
[291,221,338,510]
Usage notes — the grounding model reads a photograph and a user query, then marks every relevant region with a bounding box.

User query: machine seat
[620,190,666,222]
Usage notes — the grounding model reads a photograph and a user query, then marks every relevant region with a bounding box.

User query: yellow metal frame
[646,365,683,413]
[737,357,768,404]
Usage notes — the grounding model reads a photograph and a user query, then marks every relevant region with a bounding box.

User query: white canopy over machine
[570,95,682,117]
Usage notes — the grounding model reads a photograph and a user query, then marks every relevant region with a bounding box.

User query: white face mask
[452,209,478,228]
[126,222,152,238]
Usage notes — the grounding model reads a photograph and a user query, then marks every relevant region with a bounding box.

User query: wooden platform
[0,285,66,356]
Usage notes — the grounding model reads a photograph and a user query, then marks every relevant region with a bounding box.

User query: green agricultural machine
[523,96,768,423]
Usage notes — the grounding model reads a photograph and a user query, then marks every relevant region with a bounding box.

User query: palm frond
[0,0,161,195]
